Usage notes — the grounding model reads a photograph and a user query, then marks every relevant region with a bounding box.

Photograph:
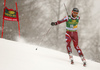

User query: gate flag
[3,7,19,21]
[1,0,20,38]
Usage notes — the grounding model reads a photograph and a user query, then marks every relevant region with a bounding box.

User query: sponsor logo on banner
[3,7,18,21]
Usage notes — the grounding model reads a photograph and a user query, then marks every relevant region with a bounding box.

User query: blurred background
[0,0,100,62]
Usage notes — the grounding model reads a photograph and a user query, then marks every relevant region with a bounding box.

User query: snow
[0,38,100,70]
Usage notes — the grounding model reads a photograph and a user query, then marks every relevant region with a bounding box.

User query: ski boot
[80,55,86,66]
[69,53,74,64]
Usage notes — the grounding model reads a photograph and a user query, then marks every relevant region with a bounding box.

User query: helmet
[72,8,79,12]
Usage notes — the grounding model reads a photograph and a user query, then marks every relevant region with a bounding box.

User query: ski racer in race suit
[51,8,86,63]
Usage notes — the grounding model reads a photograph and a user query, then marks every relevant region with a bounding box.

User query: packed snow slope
[0,38,100,70]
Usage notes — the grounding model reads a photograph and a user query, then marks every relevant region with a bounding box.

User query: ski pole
[64,3,68,15]
[35,26,52,50]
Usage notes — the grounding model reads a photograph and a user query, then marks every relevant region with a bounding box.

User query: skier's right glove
[51,22,57,26]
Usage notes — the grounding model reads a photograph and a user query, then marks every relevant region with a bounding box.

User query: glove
[51,22,57,26]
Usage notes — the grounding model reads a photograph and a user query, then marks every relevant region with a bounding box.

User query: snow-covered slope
[0,38,100,70]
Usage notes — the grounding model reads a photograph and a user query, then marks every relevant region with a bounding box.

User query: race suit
[56,15,83,56]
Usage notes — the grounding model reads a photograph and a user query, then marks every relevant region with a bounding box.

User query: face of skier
[72,11,78,18]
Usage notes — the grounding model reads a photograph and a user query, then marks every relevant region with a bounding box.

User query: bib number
[70,25,73,28]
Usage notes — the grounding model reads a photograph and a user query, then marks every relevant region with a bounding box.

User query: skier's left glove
[51,22,57,26]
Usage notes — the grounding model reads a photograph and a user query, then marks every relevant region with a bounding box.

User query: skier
[51,8,86,66]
